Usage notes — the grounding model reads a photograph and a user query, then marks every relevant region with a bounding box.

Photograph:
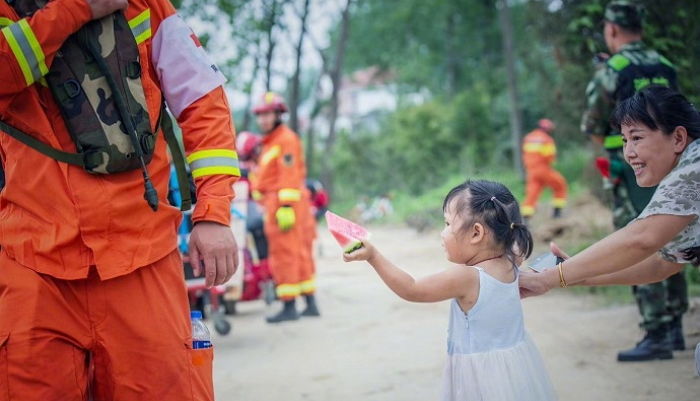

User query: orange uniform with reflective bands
[253,124,315,301]
[521,128,567,216]
[0,0,239,398]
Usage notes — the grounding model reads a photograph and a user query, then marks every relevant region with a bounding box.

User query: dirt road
[212,226,699,401]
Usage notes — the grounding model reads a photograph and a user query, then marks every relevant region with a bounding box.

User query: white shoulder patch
[151,14,227,118]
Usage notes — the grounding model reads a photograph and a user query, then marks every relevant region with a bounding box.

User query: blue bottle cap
[190,310,203,319]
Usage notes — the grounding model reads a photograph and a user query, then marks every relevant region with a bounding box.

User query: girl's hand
[342,240,376,263]
[518,270,556,298]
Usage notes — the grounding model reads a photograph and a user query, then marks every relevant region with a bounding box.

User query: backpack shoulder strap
[159,103,192,211]
[0,119,86,167]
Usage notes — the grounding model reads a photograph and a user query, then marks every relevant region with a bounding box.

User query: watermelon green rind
[343,240,364,254]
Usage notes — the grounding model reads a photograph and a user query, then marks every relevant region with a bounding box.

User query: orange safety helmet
[236,131,262,161]
[252,91,288,114]
[538,118,556,133]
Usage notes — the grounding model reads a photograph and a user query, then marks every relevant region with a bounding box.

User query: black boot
[266,299,299,323]
[552,207,562,219]
[669,316,686,351]
[301,294,321,317]
[617,326,673,362]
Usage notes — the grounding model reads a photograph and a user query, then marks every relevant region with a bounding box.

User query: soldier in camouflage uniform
[581,1,688,362]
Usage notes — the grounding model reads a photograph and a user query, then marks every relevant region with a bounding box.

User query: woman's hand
[342,240,376,263]
[519,242,566,298]
[519,270,556,298]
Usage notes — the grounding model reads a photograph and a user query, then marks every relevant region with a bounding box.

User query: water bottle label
[193,340,212,349]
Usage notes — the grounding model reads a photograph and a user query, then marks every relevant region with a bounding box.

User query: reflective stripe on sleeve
[523,142,555,156]
[1,19,48,85]
[128,9,151,44]
[187,149,241,179]
[260,145,281,167]
[278,188,301,203]
[604,135,623,149]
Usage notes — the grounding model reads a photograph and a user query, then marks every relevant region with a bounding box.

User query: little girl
[343,179,556,401]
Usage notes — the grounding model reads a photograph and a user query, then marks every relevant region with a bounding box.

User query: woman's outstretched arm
[578,253,684,286]
[520,213,693,296]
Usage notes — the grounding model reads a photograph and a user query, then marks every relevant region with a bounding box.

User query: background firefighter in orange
[252,92,320,323]
[521,118,568,221]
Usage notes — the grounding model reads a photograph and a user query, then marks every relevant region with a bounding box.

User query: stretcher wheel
[214,319,232,336]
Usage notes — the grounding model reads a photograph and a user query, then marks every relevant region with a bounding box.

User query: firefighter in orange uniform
[521,118,568,221]
[252,92,320,323]
[0,0,240,399]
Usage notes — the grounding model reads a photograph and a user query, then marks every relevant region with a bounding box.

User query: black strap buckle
[63,80,81,99]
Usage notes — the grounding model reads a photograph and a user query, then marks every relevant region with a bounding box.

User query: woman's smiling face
[621,122,687,187]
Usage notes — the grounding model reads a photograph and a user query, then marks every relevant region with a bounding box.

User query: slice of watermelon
[325,210,371,253]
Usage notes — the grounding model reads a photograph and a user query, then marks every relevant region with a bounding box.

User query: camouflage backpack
[0,1,191,211]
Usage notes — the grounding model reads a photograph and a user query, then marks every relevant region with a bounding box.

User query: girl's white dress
[441,266,556,401]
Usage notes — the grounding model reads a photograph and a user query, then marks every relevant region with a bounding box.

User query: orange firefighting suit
[253,124,315,301]
[521,128,567,217]
[0,0,239,399]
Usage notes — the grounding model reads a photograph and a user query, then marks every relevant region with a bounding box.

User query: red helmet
[252,92,288,114]
[236,131,262,161]
[538,118,556,132]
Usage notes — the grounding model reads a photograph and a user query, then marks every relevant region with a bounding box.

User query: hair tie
[490,196,497,202]
[510,222,515,230]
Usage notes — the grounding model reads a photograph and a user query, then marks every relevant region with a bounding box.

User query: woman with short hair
[519,86,699,368]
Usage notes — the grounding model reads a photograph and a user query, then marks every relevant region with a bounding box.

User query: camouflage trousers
[632,271,688,331]
[611,170,689,331]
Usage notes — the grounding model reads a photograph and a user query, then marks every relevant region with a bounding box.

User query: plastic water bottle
[191,310,212,349]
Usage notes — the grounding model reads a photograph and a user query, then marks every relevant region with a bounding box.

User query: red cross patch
[190,32,202,48]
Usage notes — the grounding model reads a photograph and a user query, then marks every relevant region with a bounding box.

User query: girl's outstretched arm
[344,240,476,303]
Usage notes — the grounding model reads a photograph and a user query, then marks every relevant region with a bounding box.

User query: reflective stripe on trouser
[300,278,316,295]
[521,205,535,217]
[0,250,214,401]
[552,198,566,208]
[523,167,567,213]
[187,149,241,179]
[1,19,48,85]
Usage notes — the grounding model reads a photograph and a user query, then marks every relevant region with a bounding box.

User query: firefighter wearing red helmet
[251,92,319,323]
[521,118,568,221]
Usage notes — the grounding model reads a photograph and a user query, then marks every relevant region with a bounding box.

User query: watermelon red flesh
[325,211,370,253]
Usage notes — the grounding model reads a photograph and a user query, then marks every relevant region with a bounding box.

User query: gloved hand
[275,206,296,231]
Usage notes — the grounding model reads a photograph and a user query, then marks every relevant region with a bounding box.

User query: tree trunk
[445,11,460,96]
[305,36,332,178]
[320,0,353,195]
[497,0,524,177]
[264,0,280,92]
[289,0,310,133]
[240,51,261,132]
